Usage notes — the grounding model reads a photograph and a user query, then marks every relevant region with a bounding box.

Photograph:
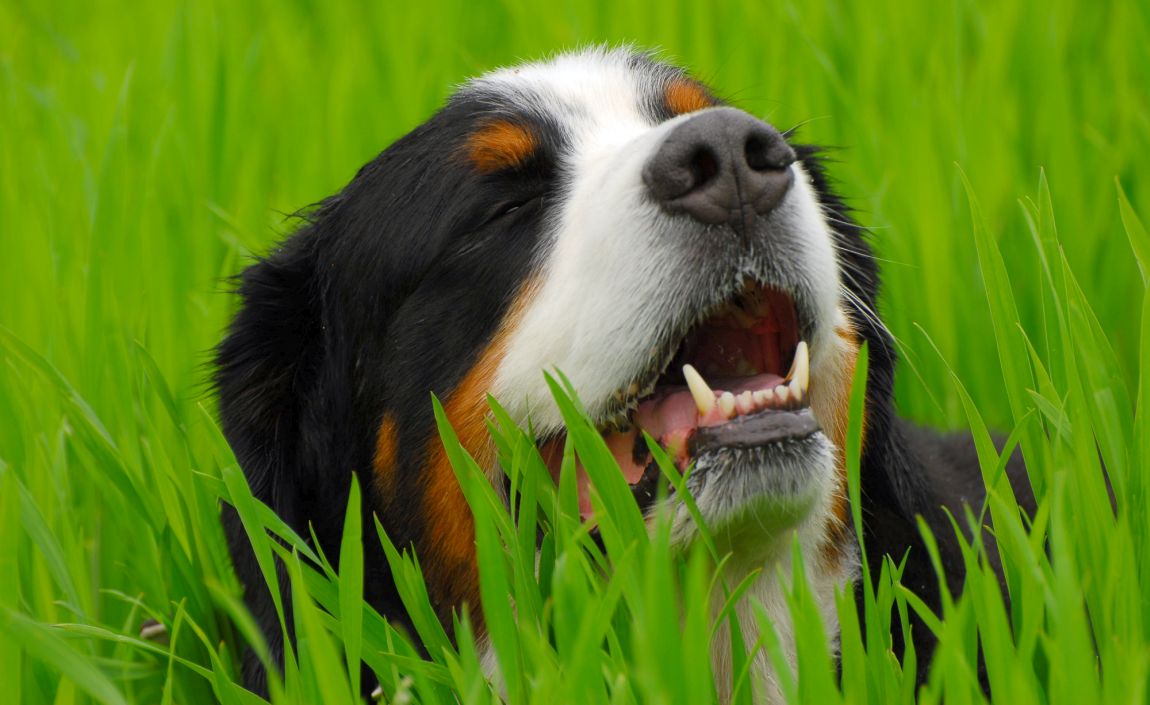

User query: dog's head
[217,47,893,618]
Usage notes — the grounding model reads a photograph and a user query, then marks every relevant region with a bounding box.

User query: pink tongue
[540,371,784,518]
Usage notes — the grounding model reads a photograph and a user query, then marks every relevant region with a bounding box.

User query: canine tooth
[683,364,716,416]
[791,341,810,393]
[736,391,755,414]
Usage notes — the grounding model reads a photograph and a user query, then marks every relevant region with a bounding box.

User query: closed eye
[481,195,540,227]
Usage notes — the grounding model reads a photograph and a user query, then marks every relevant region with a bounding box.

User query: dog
[216,47,1032,700]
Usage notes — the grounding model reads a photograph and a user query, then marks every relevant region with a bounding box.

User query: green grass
[1,0,1148,702]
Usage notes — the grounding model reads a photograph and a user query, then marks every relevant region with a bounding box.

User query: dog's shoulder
[899,421,1034,520]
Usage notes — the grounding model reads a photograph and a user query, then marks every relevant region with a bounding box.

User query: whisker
[822,216,891,233]
[781,115,831,138]
[838,282,904,356]
[833,243,911,269]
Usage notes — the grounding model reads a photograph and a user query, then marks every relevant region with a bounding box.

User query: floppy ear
[216,230,322,514]
[214,228,328,694]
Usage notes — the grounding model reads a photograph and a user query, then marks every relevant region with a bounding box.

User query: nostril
[688,146,720,189]
[744,135,771,171]
[745,132,796,172]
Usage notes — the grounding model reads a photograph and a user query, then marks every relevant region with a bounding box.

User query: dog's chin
[665,422,837,557]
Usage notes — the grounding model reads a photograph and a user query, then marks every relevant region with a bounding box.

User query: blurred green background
[2,0,1146,432]
[1,0,1147,702]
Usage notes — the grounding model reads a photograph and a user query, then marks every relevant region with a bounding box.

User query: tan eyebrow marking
[465,120,537,173]
[664,78,715,115]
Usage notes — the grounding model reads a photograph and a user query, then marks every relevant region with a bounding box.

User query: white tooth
[774,384,791,405]
[793,341,810,394]
[719,391,736,417]
[753,389,771,406]
[683,364,716,416]
[736,391,755,414]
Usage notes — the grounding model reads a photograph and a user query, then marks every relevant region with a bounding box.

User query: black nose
[642,107,796,230]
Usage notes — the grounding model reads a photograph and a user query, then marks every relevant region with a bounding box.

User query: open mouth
[539,281,823,517]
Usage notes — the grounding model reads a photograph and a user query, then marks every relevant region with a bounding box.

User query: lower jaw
[548,413,833,528]
[682,430,833,521]
[690,408,821,454]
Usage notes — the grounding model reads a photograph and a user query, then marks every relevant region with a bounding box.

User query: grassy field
[2,0,1149,702]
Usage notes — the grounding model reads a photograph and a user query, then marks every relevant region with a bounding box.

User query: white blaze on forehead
[468,47,669,125]
[468,50,681,185]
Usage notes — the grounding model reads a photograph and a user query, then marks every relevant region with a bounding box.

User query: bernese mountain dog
[216,47,1031,700]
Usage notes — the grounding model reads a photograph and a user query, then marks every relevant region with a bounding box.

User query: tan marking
[465,120,537,173]
[665,79,714,115]
[420,348,498,617]
[418,282,537,625]
[811,324,865,569]
[373,414,399,495]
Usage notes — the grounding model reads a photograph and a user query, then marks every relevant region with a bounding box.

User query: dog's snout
[643,107,796,229]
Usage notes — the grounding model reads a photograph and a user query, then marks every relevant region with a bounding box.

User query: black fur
[801,151,1033,680]
[216,52,1033,695]
[217,90,567,692]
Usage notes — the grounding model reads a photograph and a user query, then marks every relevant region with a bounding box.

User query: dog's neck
[712,528,859,704]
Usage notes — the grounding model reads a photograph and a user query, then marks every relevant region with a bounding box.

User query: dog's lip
[689,407,821,456]
[539,282,819,519]
[627,361,814,461]
[539,404,824,521]
[538,350,817,519]
[614,337,811,470]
